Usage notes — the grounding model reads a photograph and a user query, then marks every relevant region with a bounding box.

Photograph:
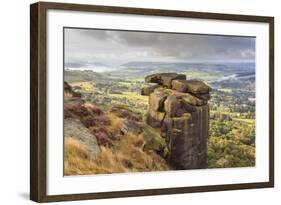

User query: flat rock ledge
[141,73,211,170]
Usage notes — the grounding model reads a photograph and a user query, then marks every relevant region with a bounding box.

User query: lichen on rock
[141,84,161,96]
[145,73,186,88]
[172,79,211,94]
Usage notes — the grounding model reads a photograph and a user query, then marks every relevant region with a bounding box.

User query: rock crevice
[141,73,211,169]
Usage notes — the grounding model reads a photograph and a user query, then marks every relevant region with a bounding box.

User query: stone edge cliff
[141,73,211,170]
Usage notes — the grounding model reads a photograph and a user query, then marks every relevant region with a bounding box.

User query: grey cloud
[65,62,85,68]
[64,28,255,67]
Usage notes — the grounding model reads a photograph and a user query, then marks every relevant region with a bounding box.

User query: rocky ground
[63,82,171,175]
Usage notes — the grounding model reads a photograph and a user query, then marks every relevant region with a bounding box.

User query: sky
[64,28,255,68]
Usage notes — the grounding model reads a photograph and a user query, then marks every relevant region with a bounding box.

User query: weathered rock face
[120,119,143,135]
[172,79,211,94]
[64,118,100,159]
[142,73,211,170]
[141,84,161,96]
[145,73,186,88]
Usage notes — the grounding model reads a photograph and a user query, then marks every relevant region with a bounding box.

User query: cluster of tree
[210,89,255,117]
[207,114,255,168]
[207,137,255,168]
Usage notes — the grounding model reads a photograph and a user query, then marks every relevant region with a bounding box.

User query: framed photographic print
[30,1,274,202]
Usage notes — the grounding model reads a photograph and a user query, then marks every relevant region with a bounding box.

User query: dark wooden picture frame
[30,1,274,202]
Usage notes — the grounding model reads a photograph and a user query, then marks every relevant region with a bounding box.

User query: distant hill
[65,62,255,91]
[65,62,115,72]
[107,61,255,80]
[64,69,110,83]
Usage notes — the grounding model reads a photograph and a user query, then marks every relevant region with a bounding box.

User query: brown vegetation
[63,83,171,175]
[64,125,170,175]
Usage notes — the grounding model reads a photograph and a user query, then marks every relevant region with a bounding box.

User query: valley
[64,62,255,170]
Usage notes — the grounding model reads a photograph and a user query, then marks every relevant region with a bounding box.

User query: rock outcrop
[64,118,100,159]
[64,81,100,159]
[64,81,82,98]
[142,73,211,170]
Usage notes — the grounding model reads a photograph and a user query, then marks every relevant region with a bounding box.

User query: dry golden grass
[117,133,170,172]
[64,92,72,100]
[64,137,125,175]
[106,113,124,133]
[64,115,170,176]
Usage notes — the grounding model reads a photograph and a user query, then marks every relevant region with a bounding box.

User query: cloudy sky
[64,28,255,68]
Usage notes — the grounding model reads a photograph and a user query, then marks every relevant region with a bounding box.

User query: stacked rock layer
[141,73,211,170]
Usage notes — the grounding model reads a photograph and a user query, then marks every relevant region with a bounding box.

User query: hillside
[64,82,171,175]
[107,61,255,82]
[64,69,113,83]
